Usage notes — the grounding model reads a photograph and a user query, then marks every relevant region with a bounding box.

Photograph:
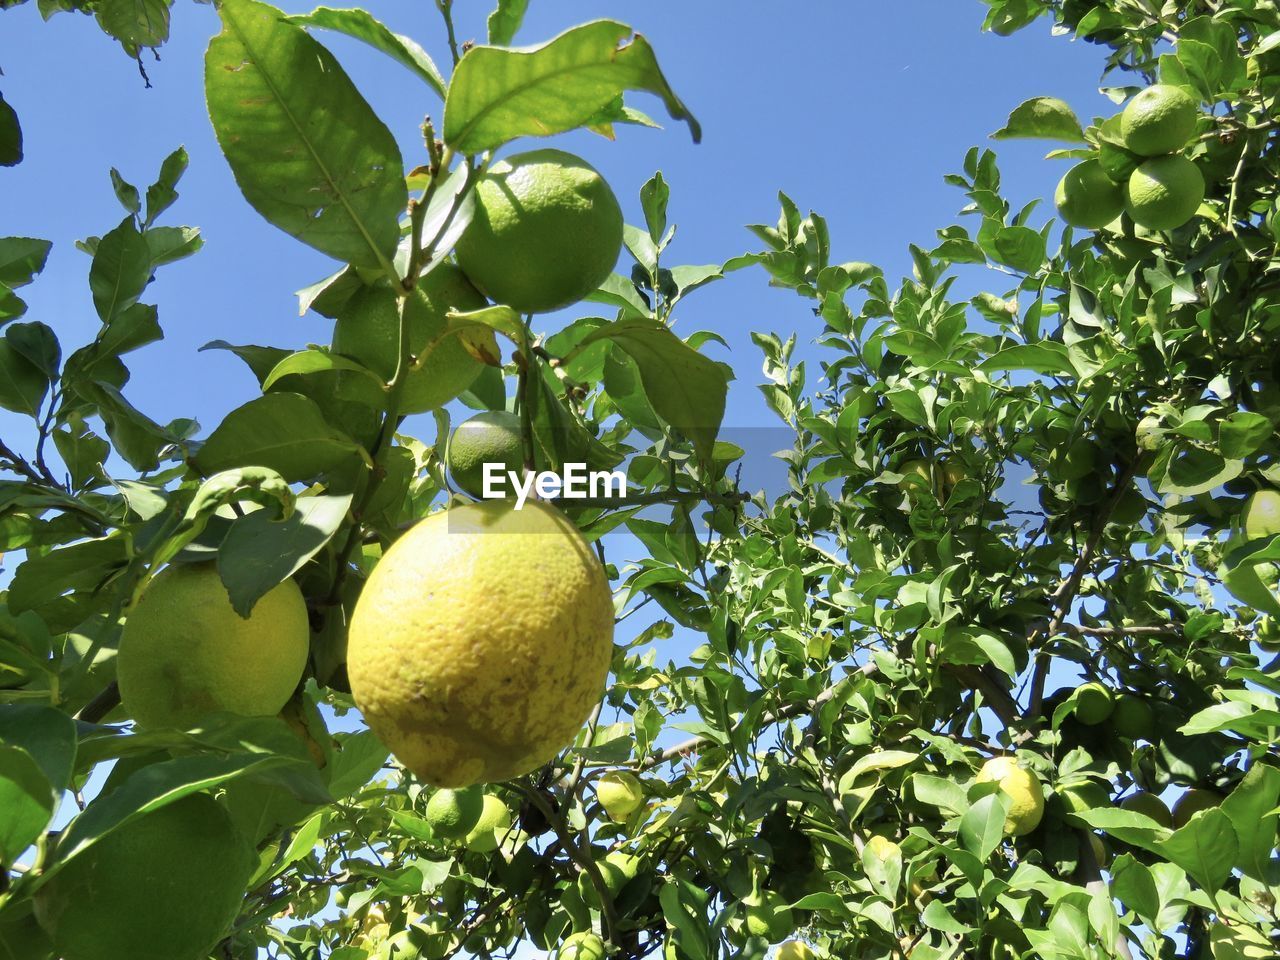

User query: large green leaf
[192,393,363,481]
[205,0,406,270]
[1156,808,1237,893]
[991,97,1086,142]
[87,216,151,324]
[96,0,171,48]
[487,0,528,45]
[1220,763,1280,880]
[0,238,51,287]
[286,6,446,99]
[0,705,77,794]
[443,19,700,154]
[0,747,54,866]
[0,339,47,416]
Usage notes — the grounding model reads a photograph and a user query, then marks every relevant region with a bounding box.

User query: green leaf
[991,97,1086,142]
[639,171,670,245]
[327,730,390,799]
[217,493,352,617]
[1218,411,1273,459]
[909,773,968,817]
[1151,443,1243,497]
[0,339,47,416]
[847,749,916,781]
[1109,854,1159,925]
[978,342,1076,377]
[1071,806,1172,849]
[199,340,292,385]
[261,349,384,391]
[0,238,51,287]
[1220,763,1280,880]
[205,0,407,270]
[0,746,54,866]
[193,393,363,482]
[144,146,189,227]
[286,6,446,99]
[109,168,141,215]
[6,322,60,378]
[443,19,701,154]
[96,0,172,47]
[7,537,129,616]
[88,216,151,324]
[0,92,21,167]
[959,790,1007,861]
[990,225,1046,273]
[1222,559,1280,619]
[569,318,727,463]
[1155,808,1237,893]
[486,0,528,45]
[0,705,77,794]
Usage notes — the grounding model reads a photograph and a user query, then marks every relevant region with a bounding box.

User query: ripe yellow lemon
[448,411,524,499]
[464,794,513,852]
[34,794,254,960]
[424,787,484,841]
[455,149,623,314]
[348,500,615,786]
[596,770,645,821]
[1125,155,1205,230]
[1055,159,1125,229]
[331,264,493,415]
[976,756,1045,836]
[557,932,607,960]
[1119,790,1172,828]
[1120,84,1198,156]
[777,942,817,960]
[1243,490,1280,539]
[117,564,309,730]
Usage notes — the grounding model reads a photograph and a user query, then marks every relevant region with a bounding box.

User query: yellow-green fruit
[117,564,309,730]
[557,932,607,960]
[1125,155,1205,230]
[1119,791,1173,828]
[577,851,641,905]
[1120,84,1198,156]
[777,942,817,960]
[1055,159,1126,229]
[425,787,484,841]
[331,265,493,415]
[1172,788,1222,828]
[1074,682,1114,725]
[1110,694,1156,741]
[1243,490,1280,539]
[33,794,254,960]
[448,411,524,499]
[897,459,934,493]
[348,500,615,787]
[976,756,1045,836]
[596,770,645,821]
[1058,781,1110,822]
[742,889,794,943]
[464,794,513,852]
[455,149,623,314]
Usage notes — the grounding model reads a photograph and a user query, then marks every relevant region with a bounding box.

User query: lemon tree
[447,410,524,498]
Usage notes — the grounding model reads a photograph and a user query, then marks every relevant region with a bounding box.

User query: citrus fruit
[596,770,645,821]
[577,851,641,905]
[1055,159,1126,229]
[331,264,493,415]
[976,756,1045,836]
[464,794,513,853]
[741,889,794,943]
[1073,682,1114,725]
[897,459,934,495]
[1110,694,1156,741]
[1243,490,1280,539]
[1058,780,1110,823]
[1172,788,1222,829]
[117,563,309,730]
[1120,84,1198,156]
[557,931,607,960]
[777,942,817,960]
[455,149,623,314]
[348,500,614,787]
[1125,155,1205,230]
[33,794,254,960]
[448,411,524,499]
[1119,790,1172,828]
[425,787,484,841]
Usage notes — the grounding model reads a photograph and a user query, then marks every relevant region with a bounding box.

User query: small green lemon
[425,787,484,841]
[456,149,623,314]
[117,563,309,730]
[1120,84,1199,156]
[1058,781,1110,823]
[348,500,615,787]
[777,942,817,960]
[33,794,254,960]
[976,756,1045,836]
[577,851,641,905]
[1074,682,1114,725]
[1119,791,1172,828]
[1110,694,1156,741]
[331,264,493,415]
[1055,159,1126,229]
[596,770,645,821]
[557,932,607,960]
[741,889,794,943]
[1172,788,1222,829]
[1125,155,1205,230]
[1243,490,1280,539]
[448,411,524,499]
[897,459,934,494]
[464,794,513,853]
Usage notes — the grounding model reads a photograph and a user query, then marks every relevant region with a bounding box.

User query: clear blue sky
[1,0,1112,448]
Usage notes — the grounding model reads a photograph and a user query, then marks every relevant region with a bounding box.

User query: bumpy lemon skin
[117,564,310,730]
[976,756,1045,836]
[348,500,615,787]
[1125,155,1205,231]
[448,411,525,499]
[1120,84,1198,157]
[1055,159,1125,230]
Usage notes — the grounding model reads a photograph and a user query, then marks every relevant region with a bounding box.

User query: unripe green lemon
[34,794,254,960]
[448,411,524,499]
[464,794,513,852]
[976,756,1045,836]
[1243,490,1280,539]
[1058,780,1110,823]
[1125,155,1205,230]
[777,941,817,960]
[117,564,309,730]
[331,264,493,415]
[1073,682,1114,725]
[1120,84,1199,156]
[424,787,484,841]
[577,851,641,906]
[348,500,615,787]
[897,459,934,494]
[596,770,645,821]
[741,889,794,943]
[557,931,607,960]
[1119,790,1172,828]
[1171,788,1222,828]
[455,149,623,314]
[1110,694,1156,741]
[1055,159,1126,229]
